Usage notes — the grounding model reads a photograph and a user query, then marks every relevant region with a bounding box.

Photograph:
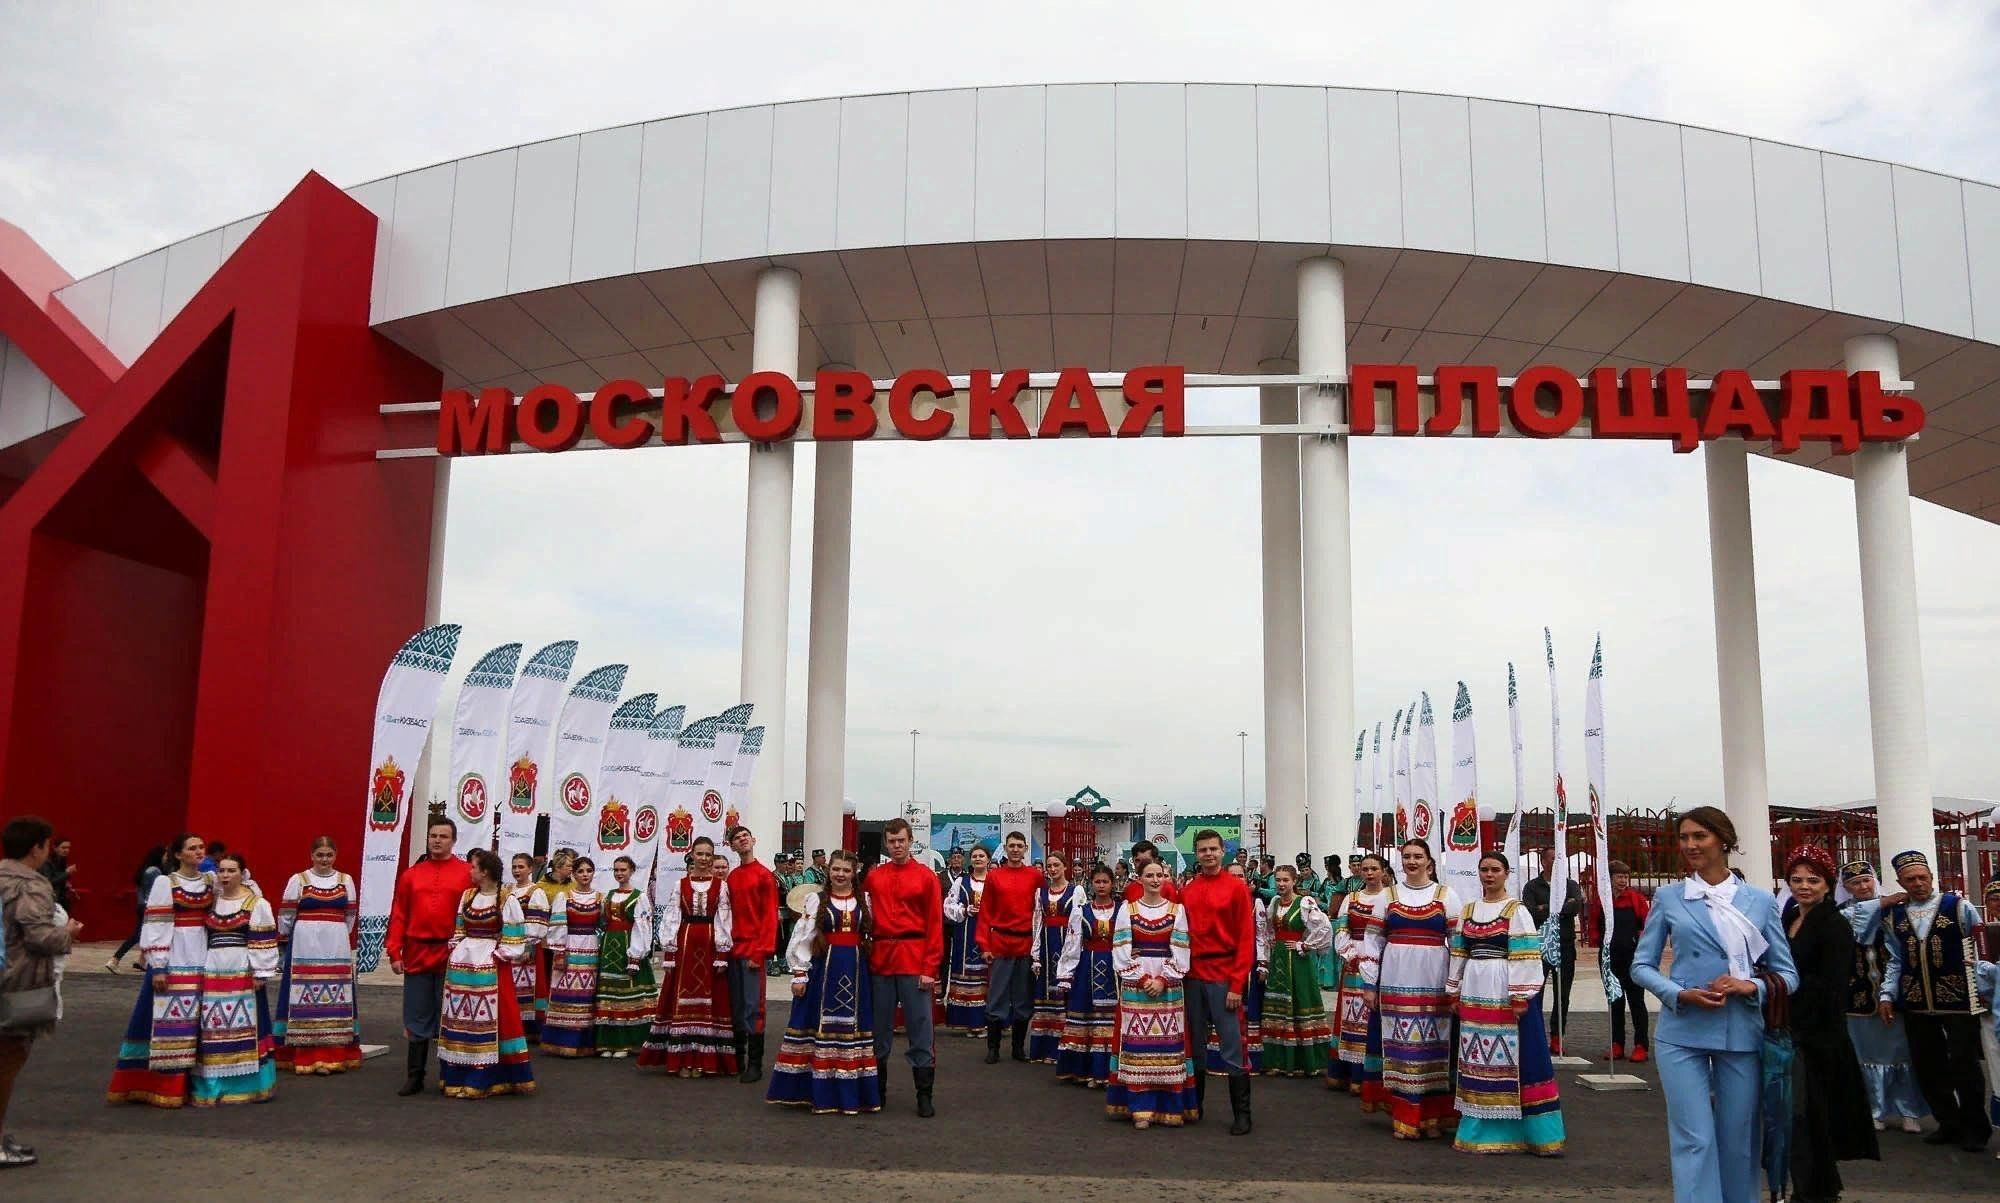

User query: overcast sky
[5,2,1998,821]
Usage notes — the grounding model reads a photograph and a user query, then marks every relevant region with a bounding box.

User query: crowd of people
[0,804,1995,1194]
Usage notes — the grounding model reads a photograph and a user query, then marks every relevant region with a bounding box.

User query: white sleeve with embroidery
[786,892,822,978]
[713,882,734,958]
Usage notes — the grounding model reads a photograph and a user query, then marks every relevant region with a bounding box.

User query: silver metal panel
[906,244,986,319]
[1185,85,1258,240]
[1046,240,1115,313]
[905,89,976,246]
[344,178,398,322]
[1468,99,1546,262]
[57,269,115,348]
[1255,86,1331,244]
[443,150,518,308]
[515,287,630,360]
[768,101,841,256]
[835,95,908,251]
[105,248,168,364]
[1551,275,1680,352]
[1487,265,1608,345]
[975,241,1049,316]
[1893,167,1973,337]
[570,125,645,283]
[160,229,223,327]
[1044,85,1116,240]
[991,314,1055,367]
[1395,92,1474,255]
[839,248,924,322]
[635,114,707,271]
[700,105,775,264]
[975,86,1045,242]
[457,298,575,371]
[1538,107,1616,272]
[1616,287,1753,365]
[1113,240,1186,315]
[1114,84,1187,239]
[1326,88,1401,246]
[507,137,581,295]
[384,164,458,323]
[1822,154,1902,324]
[1681,127,1760,296]
[1050,313,1112,367]
[1176,242,1255,316]
[1364,251,1469,330]
[1609,117,1688,282]
[1966,183,2000,345]
[218,214,262,260]
[0,336,54,448]
[573,276,687,351]
[1750,140,1832,309]
[1109,313,1173,370]
[1429,258,1538,337]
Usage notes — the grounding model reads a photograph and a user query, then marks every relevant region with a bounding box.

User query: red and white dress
[638,874,737,1076]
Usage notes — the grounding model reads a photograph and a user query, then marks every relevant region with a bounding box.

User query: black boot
[914,1065,936,1118]
[739,1033,764,1084]
[1010,1019,1029,1062]
[1189,1065,1207,1123]
[1227,1073,1252,1135]
[984,1022,1002,1064]
[396,1040,429,1097]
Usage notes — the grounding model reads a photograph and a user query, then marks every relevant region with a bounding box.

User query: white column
[801,376,855,860]
[1847,333,1936,869]
[1703,439,1773,888]
[413,457,452,832]
[740,267,800,858]
[1295,257,1354,865]
[1258,360,1306,863]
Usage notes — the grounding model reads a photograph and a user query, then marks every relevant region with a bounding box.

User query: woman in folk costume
[767,849,882,1114]
[640,836,737,1076]
[182,852,282,1106]
[1257,863,1334,1078]
[1446,852,1563,1156]
[437,848,536,1099]
[593,855,657,1057]
[1778,842,1879,1200]
[505,853,551,1043]
[1630,806,1796,1203]
[1027,852,1080,1064]
[1833,861,1928,1133]
[539,855,604,1057]
[1363,838,1465,1139]
[273,836,361,1075]
[1330,852,1392,1101]
[1053,864,1121,1087]
[108,833,216,1106]
[940,845,992,1033]
[1106,859,1198,1129]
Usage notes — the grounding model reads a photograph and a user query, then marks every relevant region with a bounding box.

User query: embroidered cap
[1889,849,1930,873]
[1838,860,1876,885]
[1784,842,1837,883]
[1985,879,2000,900]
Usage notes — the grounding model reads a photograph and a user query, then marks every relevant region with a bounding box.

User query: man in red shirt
[386,815,473,1097]
[864,817,944,1117]
[724,824,778,1083]
[1123,839,1180,904]
[1180,827,1257,1134]
[979,830,1043,1064]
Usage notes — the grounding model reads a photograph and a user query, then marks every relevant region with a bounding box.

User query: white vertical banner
[1444,682,1481,904]
[590,692,657,870]
[545,664,629,859]
[1350,730,1365,857]
[1545,627,1570,944]
[901,799,933,866]
[1505,661,1527,899]
[729,725,764,822]
[447,642,520,858]
[357,624,462,973]
[702,704,755,863]
[631,705,685,895]
[999,800,1033,843]
[656,716,719,898]
[1585,634,1616,999]
[497,640,578,865]
[1371,722,1386,849]
[1412,693,1440,854]
[1143,803,1175,864]
[1389,705,1407,843]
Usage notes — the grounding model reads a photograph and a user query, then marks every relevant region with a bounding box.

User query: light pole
[1237,730,1249,853]
[909,728,920,805]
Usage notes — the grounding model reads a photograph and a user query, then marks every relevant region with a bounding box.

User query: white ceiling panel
[871,319,944,375]
[990,314,1056,367]
[1050,313,1113,368]
[805,323,893,379]
[1614,286,1753,365]
[1109,313,1174,370]
[1220,316,1296,372]
[976,241,1051,316]
[931,315,1000,371]
[583,351,659,386]
[514,286,632,360]
[1363,251,1470,329]
[840,248,925,322]
[640,265,746,341]
[1467,335,1542,375]
[574,276,688,350]
[1404,330,1481,369]
[1550,276,1685,354]
[772,252,870,329]
[1487,265,1610,345]
[1047,240,1116,314]
[1679,298,1822,373]
[1928,380,2000,436]
[1908,343,2000,405]
[1112,240,1187,315]
[1428,258,1539,337]
[641,342,722,380]
[456,297,578,370]
[1175,241,1255,316]
[695,334,752,380]
[1165,314,1233,372]
[907,244,988,319]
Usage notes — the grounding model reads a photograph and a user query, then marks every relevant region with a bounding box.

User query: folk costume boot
[914,1066,936,1118]
[739,1033,764,1084]
[984,1022,1003,1064]
[397,1040,429,1097]
[1227,1073,1253,1136]
[1010,1019,1029,1062]
[1189,1065,1208,1123]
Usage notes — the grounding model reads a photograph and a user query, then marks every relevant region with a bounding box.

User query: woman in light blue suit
[1631,806,1798,1203]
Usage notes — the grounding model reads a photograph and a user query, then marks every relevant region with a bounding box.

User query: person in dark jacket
[1603,860,1651,1062]
[1782,842,1880,1202]
[1521,854,1583,1052]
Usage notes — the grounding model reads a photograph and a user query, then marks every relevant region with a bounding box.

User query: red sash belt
[825,932,861,947]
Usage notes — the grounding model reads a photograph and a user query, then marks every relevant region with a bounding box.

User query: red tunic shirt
[1180,869,1256,985]
[385,854,473,975]
[726,859,779,962]
[1123,878,1180,905]
[863,858,943,977]
[977,863,1043,958]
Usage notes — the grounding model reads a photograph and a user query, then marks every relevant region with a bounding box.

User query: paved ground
[6,964,1994,1200]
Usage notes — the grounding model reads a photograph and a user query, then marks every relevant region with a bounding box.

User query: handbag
[0,983,60,1029]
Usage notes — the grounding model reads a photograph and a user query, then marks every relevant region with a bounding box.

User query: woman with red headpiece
[1781,842,1879,1201]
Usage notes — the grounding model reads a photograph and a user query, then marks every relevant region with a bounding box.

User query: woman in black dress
[1782,842,1879,1202]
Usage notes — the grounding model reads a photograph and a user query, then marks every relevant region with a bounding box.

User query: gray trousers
[985,956,1036,1025]
[727,958,766,1038]
[871,974,936,1069]
[401,971,445,1041]
[1185,978,1244,1073]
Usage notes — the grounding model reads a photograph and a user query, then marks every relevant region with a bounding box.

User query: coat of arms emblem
[700,789,723,823]
[508,755,538,814]
[634,805,659,844]
[369,756,405,832]
[560,772,591,817]
[665,805,695,852]
[1447,796,1479,851]
[598,796,631,850]
[1412,797,1432,840]
[456,773,489,824]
